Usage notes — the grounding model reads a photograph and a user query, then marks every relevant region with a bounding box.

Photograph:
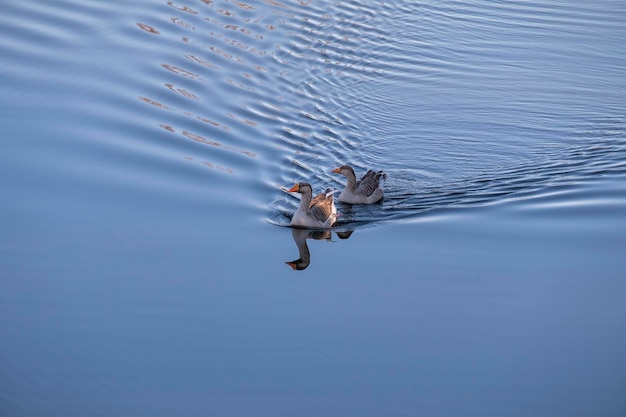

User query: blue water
[1,0,625,416]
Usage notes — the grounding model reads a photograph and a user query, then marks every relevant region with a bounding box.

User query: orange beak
[288,183,299,193]
[332,167,341,173]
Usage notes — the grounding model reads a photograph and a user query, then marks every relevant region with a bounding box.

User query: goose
[332,164,387,204]
[288,182,337,228]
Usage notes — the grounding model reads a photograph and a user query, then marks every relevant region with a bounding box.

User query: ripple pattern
[3,0,623,227]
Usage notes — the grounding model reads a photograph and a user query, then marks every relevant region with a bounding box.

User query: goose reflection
[285,227,354,271]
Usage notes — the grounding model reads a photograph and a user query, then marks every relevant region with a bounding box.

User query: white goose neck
[344,170,357,190]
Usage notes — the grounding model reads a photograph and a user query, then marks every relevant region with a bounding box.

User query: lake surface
[1,0,625,415]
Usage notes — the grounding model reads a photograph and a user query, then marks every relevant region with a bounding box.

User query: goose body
[288,182,337,228]
[332,165,386,204]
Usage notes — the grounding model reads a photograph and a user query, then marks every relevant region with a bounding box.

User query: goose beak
[285,261,298,270]
[331,167,341,173]
[288,183,299,193]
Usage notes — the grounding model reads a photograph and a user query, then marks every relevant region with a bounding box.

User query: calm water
[1,0,625,415]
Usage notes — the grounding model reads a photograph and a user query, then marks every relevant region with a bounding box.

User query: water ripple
[269,117,626,228]
[4,0,622,227]
[258,0,625,228]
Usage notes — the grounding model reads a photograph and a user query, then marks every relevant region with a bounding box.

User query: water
[1,0,625,415]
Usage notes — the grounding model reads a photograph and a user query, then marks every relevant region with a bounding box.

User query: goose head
[332,165,355,178]
[288,182,312,194]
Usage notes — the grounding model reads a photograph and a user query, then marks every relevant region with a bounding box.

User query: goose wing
[309,193,326,208]
[309,192,335,223]
[354,170,385,197]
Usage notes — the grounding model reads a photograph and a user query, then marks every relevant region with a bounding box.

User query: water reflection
[285,227,353,271]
